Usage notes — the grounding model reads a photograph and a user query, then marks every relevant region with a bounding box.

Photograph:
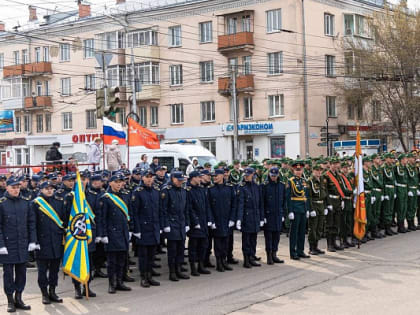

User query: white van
[128,140,218,173]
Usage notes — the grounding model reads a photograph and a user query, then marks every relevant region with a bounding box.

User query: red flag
[128,117,160,149]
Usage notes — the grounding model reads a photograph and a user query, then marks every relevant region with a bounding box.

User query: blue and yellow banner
[34,197,64,229]
[62,170,92,285]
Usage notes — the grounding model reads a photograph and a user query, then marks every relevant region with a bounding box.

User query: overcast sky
[0,0,418,30]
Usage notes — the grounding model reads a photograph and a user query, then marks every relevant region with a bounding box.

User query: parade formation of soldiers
[1,150,420,313]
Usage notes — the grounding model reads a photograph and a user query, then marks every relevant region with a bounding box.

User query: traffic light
[105,86,120,118]
[96,89,105,119]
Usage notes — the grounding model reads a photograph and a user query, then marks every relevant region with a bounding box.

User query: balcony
[218,32,254,54]
[1,98,24,110]
[128,46,160,64]
[136,85,161,101]
[218,74,254,95]
[24,96,52,109]
[3,62,52,78]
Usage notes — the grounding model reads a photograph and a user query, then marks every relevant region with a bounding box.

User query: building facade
[0,0,385,167]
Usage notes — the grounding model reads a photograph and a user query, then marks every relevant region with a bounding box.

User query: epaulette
[239,182,246,187]
[185,186,192,191]
[135,186,144,192]
[263,180,269,185]
[121,189,130,195]
[65,192,73,198]
[88,189,97,195]
[0,197,6,203]
[56,188,64,194]
[162,184,172,190]
[54,195,64,201]
[225,183,233,187]
[21,196,31,201]
[101,188,106,192]
[153,185,160,191]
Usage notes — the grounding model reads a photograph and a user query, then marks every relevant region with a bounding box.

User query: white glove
[163,226,171,233]
[310,211,317,217]
[341,201,345,209]
[211,223,216,230]
[95,237,102,244]
[306,211,309,218]
[327,205,333,210]
[408,191,414,197]
[288,212,294,220]
[236,220,241,230]
[381,196,384,201]
[0,247,8,255]
[371,197,375,204]
[129,232,133,240]
[353,202,356,209]
[228,220,235,227]
[353,189,357,195]
[324,209,328,215]
[394,194,397,199]
[264,218,267,224]
[160,230,162,234]
[282,217,285,222]
[417,190,420,196]
[35,244,40,250]
[101,237,109,244]
[194,224,201,229]
[260,221,264,227]
[207,222,212,227]
[28,243,37,252]
[385,195,390,200]
[133,233,141,239]
[185,226,190,233]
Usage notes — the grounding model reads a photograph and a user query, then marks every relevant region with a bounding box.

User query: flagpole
[102,123,105,170]
[127,116,130,169]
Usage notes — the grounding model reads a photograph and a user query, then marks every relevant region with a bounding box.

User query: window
[0,53,3,68]
[15,149,22,165]
[344,51,354,75]
[61,78,71,96]
[83,39,94,58]
[36,114,43,133]
[15,116,21,133]
[151,106,158,126]
[201,101,215,122]
[357,103,363,120]
[86,110,97,129]
[36,81,42,96]
[202,140,216,156]
[59,43,70,61]
[62,112,72,130]
[22,49,29,64]
[269,95,284,117]
[344,14,370,37]
[228,57,238,72]
[35,47,41,63]
[171,104,184,124]
[85,74,95,91]
[199,22,212,43]
[268,52,283,75]
[45,113,51,132]
[139,106,147,126]
[324,14,335,36]
[106,66,126,87]
[266,9,282,33]
[43,46,49,62]
[168,26,182,47]
[227,17,237,34]
[325,55,335,77]
[244,96,253,119]
[271,137,285,158]
[326,96,336,117]
[127,29,158,47]
[13,51,19,65]
[229,97,238,121]
[169,65,183,86]
[24,148,30,165]
[23,115,30,133]
[243,56,252,75]
[242,15,251,32]
[372,101,381,121]
[44,81,50,96]
[133,62,160,85]
[118,107,126,127]
[347,104,354,120]
[199,61,214,82]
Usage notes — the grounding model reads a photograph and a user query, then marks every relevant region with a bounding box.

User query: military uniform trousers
[213,236,228,259]
[137,245,156,273]
[341,198,353,239]
[167,240,185,267]
[37,258,61,289]
[241,232,257,256]
[107,251,126,281]
[372,189,382,229]
[93,243,107,272]
[289,212,306,257]
[395,186,408,223]
[407,186,418,221]
[382,186,396,225]
[263,230,281,253]
[308,201,325,245]
[188,237,208,262]
[205,229,214,262]
[228,232,235,260]
[326,201,341,238]
[3,263,27,295]
[364,192,373,230]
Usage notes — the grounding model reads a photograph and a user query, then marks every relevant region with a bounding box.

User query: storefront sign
[72,133,103,143]
[223,122,274,135]
[0,111,14,133]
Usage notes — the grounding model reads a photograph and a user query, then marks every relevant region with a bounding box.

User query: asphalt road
[1,230,420,315]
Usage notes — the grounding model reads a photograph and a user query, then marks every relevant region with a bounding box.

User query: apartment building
[0,0,385,166]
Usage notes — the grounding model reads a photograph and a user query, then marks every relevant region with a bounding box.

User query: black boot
[315,241,326,254]
[94,269,108,278]
[123,273,135,282]
[140,273,150,288]
[190,262,200,276]
[249,256,261,267]
[108,277,116,294]
[267,252,274,265]
[327,237,336,252]
[7,294,15,313]
[14,292,30,310]
[198,261,211,274]
[342,238,349,248]
[74,283,83,299]
[40,287,51,305]
[82,283,96,298]
[345,238,355,248]
[222,258,233,270]
[385,225,394,236]
[116,279,132,291]
[147,272,160,286]
[169,265,179,281]
[398,222,407,233]
[151,269,161,277]
[409,220,417,231]
[243,255,251,268]
[204,257,215,268]
[272,251,285,263]
[309,244,318,255]
[49,286,63,303]
[334,238,344,251]
[216,257,225,272]
[176,264,190,279]
[227,256,239,264]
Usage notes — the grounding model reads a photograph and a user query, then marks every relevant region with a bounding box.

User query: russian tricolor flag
[103,117,126,145]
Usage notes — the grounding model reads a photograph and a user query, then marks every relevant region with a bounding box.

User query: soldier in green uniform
[395,154,409,233]
[307,163,327,255]
[286,160,310,260]
[303,159,312,182]
[382,153,397,236]
[339,162,356,247]
[406,153,418,231]
[370,154,385,238]
[363,157,374,242]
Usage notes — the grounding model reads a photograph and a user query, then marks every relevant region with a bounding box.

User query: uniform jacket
[161,184,189,241]
[85,186,104,252]
[186,183,213,238]
[237,181,264,233]
[262,177,286,231]
[286,176,310,214]
[208,182,236,237]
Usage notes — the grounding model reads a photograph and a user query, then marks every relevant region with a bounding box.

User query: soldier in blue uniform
[262,167,286,265]
[131,169,161,288]
[19,175,34,201]
[100,173,133,294]
[161,171,190,281]
[286,160,311,260]
[0,175,6,198]
[32,181,66,305]
[186,171,214,276]
[55,173,75,199]
[207,169,236,272]
[0,177,37,313]
[237,167,264,268]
